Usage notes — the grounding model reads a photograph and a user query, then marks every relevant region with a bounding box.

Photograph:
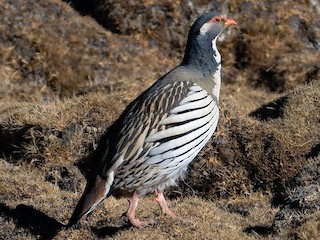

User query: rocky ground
[0,0,319,239]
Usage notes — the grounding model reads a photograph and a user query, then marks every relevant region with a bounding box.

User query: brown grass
[1,161,277,240]
[0,0,319,239]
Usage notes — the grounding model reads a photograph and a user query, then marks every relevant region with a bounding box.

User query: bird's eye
[215,17,221,22]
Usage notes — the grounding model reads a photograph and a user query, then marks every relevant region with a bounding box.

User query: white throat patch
[212,36,221,64]
[212,36,221,100]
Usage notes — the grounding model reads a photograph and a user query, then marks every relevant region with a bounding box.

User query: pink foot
[127,192,155,228]
[155,191,177,219]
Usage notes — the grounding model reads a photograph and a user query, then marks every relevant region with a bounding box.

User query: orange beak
[224,18,237,26]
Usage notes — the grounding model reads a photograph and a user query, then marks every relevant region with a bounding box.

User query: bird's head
[182,12,237,66]
[190,12,237,39]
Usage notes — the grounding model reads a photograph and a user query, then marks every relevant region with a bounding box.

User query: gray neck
[181,36,221,102]
[181,36,220,77]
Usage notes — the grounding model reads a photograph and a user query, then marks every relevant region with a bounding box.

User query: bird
[68,12,237,228]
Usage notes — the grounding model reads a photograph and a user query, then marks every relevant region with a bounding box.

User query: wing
[101,80,193,175]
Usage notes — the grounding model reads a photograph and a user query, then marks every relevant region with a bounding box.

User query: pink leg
[155,191,177,219]
[127,192,154,228]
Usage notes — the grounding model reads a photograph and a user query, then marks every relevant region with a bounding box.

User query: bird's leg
[155,190,177,219]
[127,192,154,228]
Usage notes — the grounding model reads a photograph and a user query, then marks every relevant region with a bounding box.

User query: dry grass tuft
[0,93,122,167]
[0,0,178,102]
[219,0,320,91]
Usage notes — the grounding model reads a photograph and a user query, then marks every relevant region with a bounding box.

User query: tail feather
[67,175,111,227]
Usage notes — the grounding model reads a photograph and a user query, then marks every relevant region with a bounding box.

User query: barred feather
[109,81,219,194]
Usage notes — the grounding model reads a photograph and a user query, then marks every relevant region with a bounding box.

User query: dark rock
[45,166,80,192]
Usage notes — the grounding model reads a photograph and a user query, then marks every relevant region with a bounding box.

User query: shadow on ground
[249,96,288,121]
[243,225,274,236]
[91,224,131,238]
[0,203,63,240]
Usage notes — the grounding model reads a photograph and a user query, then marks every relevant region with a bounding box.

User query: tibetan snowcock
[68,12,237,228]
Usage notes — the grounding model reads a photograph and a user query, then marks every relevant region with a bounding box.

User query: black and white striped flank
[111,81,219,193]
